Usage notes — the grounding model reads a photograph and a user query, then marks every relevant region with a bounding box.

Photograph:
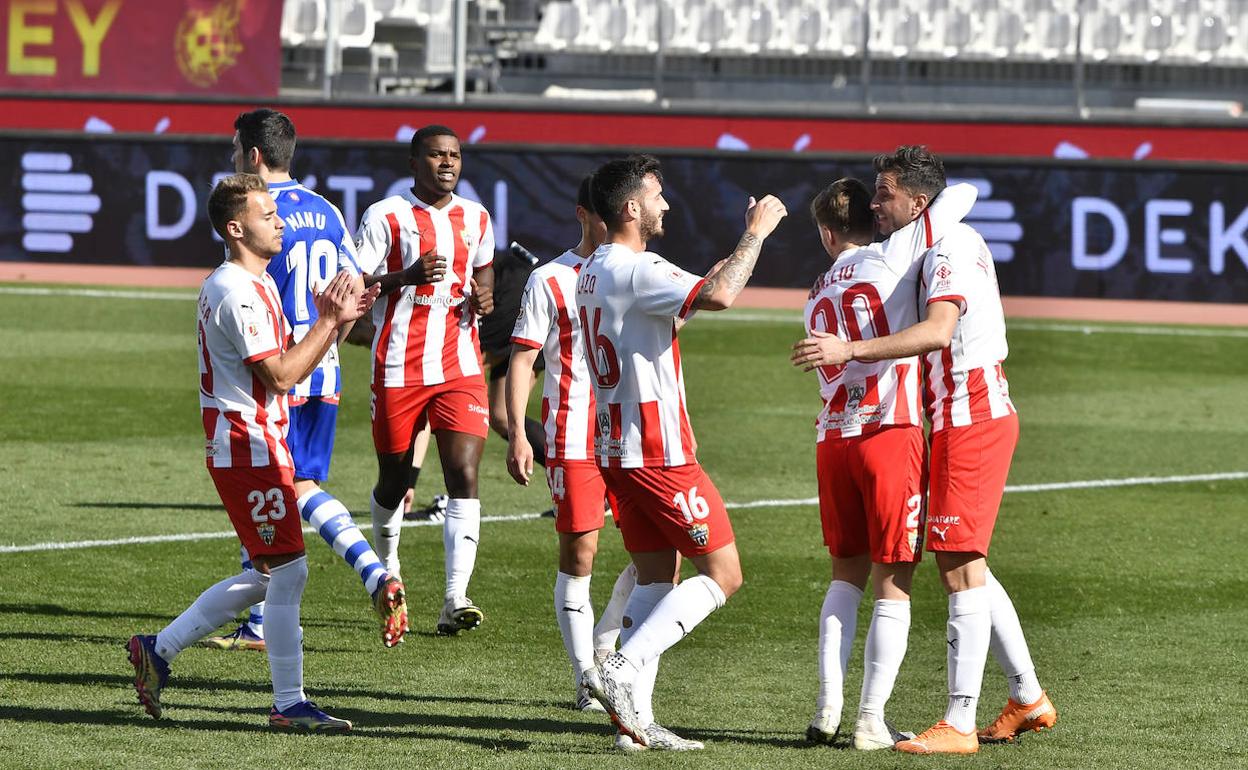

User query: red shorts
[208,464,304,557]
[817,426,925,563]
[926,413,1019,556]
[546,459,617,534]
[371,375,490,454]
[600,463,734,557]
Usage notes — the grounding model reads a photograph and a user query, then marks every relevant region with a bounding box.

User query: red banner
[1,95,1246,163]
[1,0,281,97]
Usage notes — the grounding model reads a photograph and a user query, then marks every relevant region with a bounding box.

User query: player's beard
[638,207,664,241]
[243,229,283,259]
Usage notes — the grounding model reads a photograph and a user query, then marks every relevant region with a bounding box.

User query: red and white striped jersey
[575,243,704,469]
[921,223,1015,431]
[510,249,596,461]
[197,262,293,469]
[355,190,495,388]
[803,181,979,441]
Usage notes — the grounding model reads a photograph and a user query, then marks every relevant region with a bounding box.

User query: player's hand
[744,195,788,240]
[313,271,360,325]
[404,248,446,285]
[507,437,534,485]
[469,277,494,316]
[791,330,852,371]
[355,281,381,318]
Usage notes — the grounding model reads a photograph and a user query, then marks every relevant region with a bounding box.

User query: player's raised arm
[251,271,363,393]
[876,182,978,261]
[692,195,788,311]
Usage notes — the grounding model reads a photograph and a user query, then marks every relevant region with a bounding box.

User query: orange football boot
[978,692,1058,743]
[895,721,979,754]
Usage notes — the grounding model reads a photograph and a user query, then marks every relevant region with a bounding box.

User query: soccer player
[791,178,976,749]
[201,108,408,652]
[580,155,787,750]
[505,175,638,714]
[355,125,496,635]
[127,173,371,730]
[795,146,1057,754]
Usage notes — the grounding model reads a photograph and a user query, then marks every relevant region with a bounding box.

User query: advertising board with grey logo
[3,134,1246,302]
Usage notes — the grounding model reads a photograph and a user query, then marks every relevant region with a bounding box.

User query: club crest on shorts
[256,523,276,546]
[687,522,710,547]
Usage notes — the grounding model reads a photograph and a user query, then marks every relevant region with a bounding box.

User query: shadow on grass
[0,603,358,631]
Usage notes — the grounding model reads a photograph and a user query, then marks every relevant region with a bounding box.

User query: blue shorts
[287,397,339,482]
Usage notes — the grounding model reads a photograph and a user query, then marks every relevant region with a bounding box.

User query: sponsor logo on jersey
[175,0,245,88]
[687,522,709,547]
[408,292,465,307]
[256,523,276,546]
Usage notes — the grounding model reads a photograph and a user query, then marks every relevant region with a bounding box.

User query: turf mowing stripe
[3,471,1244,554]
[1008,321,1248,339]
[0,286,198,301]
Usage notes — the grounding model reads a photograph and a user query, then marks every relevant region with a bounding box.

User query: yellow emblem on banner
[175,0,245,87]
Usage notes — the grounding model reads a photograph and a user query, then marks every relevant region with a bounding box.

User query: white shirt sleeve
[473,209,496,269]
[923,226,985,315]
[631,254,705,319]
[331,203,361,275]
[510,272,553,349]
[218,287,282,363]
[353,204,392,276]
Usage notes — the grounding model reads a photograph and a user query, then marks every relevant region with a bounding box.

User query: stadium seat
[695,3,731,54]
[785,4,826,56]
[530,1,580,50]
[1188,13,1228,63]
[282,0,326,47]
[939,7,975,59]
[337,0,377,48]
[816,3,864,58]
[1137,12,1174,62]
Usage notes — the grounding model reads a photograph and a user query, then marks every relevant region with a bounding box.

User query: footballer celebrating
[579,155,787,750]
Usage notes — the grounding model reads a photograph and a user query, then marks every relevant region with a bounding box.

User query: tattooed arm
[692,195,788,311]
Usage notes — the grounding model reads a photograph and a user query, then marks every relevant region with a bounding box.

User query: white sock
[618,574,726,669]
[301,488,387,596]
[265,557,309,711]
[816,580,862,716]
[370,491,404,578]
[859,598,911,719]
[943,586,991,733]
[592,563,636,652]
[618,581,673,728]
[155,569,268,661]
[239,547,264,638]
[985,569,1044,704]
[554,572,596,686]
[443,498,481,600]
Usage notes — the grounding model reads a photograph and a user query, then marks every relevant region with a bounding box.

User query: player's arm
[504,345,541,485]
[251,272,364,393]
[365,249,446,294]
[469,264,495,316]
[692,195,788,311]
[791,301,959,371]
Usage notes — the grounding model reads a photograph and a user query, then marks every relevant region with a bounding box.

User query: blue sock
[298,488,388,596]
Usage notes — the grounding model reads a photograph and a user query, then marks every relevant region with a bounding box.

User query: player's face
[231,131,256,174]
[411,135,462,200]
[237,190,285,259]
[871,171,921,237]
[636,173,669,241]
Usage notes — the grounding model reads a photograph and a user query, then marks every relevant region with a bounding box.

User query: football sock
[618,581,673,728]
[593,563,637,652]
[618,574,725,669]
[985,569,1044,704]
[443,498,481,600]
[369,490,404,578]
[943,586,991,733]
[265,556,309,712]
[816,580,862,715]
[155,569,268,662]
[859,598,911,719]
[524,418,548,467]
[299,488,387,596]
[239,547,264,638]
[554,572,596,686]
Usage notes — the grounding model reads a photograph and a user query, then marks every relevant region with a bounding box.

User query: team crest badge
[460,228,474,249]
[256,523,276,546]
[687,523,710,547]
[174,0,245,88]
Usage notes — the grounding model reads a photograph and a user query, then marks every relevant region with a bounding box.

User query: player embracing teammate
[794,146,1057,753]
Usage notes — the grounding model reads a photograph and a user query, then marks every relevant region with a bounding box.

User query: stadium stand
[281,0,1248,110]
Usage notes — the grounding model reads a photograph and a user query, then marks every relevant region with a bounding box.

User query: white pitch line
[0,286,197,301]
[1009,321,1248,339]
[2,470,1244,554]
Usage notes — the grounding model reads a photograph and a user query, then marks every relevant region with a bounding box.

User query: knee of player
[714,569,744,600]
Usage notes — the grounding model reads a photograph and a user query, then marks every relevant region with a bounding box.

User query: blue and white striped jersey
[265,180,361,400]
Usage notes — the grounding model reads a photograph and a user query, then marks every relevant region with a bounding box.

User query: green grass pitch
[0,287,1245,769]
